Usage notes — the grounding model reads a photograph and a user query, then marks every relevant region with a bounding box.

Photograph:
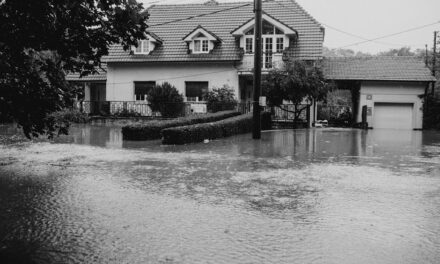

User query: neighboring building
[323,56,436,130]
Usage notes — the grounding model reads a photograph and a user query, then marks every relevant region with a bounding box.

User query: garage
[373,103,413,129]
[322,57,436,130]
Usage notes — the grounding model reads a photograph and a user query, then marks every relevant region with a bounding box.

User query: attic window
[133,39,150,54]
[194,39,209,53]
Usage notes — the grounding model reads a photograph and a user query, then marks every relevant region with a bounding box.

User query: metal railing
[77,101,255,117]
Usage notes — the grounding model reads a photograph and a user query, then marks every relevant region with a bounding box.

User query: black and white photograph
[1,0,439,263]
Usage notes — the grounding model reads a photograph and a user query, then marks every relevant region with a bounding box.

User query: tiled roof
[66,63,107,82]
[323,56,436,82]
[104,0,324,63]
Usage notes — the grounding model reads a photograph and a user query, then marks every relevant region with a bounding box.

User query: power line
[336,21,440,49]
[321,22,426,48]
[273,0,439,50]
[149,2,252,27]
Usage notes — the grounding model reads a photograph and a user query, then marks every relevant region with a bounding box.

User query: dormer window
[131,32,163,55]
[134,39,150,54]
[183,25,222,54]
[194,38,209,53]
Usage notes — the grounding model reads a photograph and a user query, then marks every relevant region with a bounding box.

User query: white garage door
[373,103,413,129]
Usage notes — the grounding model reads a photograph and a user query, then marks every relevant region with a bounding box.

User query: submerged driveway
[0,126,440,264]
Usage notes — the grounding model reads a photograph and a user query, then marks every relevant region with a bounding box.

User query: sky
[139,0,440,54]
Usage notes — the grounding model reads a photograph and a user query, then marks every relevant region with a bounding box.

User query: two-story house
[69,0,324,115]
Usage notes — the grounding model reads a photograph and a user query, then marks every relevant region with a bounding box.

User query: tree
[203,85,237,112]
[147,82,184,118]
[0,0,148,138]
[263,60,332,122]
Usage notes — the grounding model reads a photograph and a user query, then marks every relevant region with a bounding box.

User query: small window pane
[245,37,253,53]
[202,40,209,52]
[142,40,149,53]
[194,40,201,52]
[185,82,208,101]
[135,40,142,53]
[265,54,273,69]
[265,37,273,52]
[276,37,284,53]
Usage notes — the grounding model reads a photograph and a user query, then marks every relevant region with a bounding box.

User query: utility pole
[433,31,438,96]
[252,0,262,139]
[425,44,428,66]
[433,31,437,77]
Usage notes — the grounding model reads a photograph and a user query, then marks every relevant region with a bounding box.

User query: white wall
[106,63,239,101]
[356,81,426,129]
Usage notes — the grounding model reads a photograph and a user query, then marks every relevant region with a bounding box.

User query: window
[134,40,150,54]
[185,81,208,101]
[245,37,253,53]
[276,37,284,53]
[264,37,273,53]
[193,39,209,53]
[134,81,155,101]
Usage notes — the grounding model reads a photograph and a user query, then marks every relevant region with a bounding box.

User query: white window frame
[245,36,254,53]
[133,39,150,55]
[193,37,209,54]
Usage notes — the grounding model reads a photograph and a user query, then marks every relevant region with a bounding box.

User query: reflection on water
[1,124,440,263]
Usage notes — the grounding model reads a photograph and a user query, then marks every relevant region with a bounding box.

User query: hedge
[162,112,272,145]
[122,110,241,140]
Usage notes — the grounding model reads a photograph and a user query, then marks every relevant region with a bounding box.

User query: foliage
[424,96,440,129]
[122,110,241,140]
[0,0,148,138]
[50,108,90,123]
[162,112,272,145]
[203,85,237,112]
[113,108,142,117]
[263,60,332,121]
[147,82,185,118]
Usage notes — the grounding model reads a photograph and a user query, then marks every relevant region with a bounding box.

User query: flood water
[1,123,440,264]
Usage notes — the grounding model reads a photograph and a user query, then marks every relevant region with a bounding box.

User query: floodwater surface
[1,124,440,264]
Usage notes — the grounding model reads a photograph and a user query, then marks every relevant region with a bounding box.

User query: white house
[68,0,324,119]
[323,56,436,130]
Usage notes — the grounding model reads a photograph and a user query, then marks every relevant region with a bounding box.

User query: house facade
[68,0,324,117]
[323,57,436,130]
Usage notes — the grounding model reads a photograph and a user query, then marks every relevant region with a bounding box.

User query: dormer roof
[183,25,222,42]
[230,12,297,37]
[146,32,163,44]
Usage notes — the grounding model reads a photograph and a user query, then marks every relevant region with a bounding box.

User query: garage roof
[323,56,436,82]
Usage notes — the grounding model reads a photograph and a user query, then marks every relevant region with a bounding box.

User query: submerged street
[1,125,440,263]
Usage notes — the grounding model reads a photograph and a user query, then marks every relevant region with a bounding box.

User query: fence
[77,101,312,124]
[77,101,255,117]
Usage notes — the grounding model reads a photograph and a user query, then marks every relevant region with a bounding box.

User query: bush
[203,85,237,113]
[49,108,89,123]
[113,108,141,117]
[162,112,272,145]
[122,110,241,140]
[147,82,184,118]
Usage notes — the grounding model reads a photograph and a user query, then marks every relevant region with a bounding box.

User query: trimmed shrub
[49,108,89,123]
[147,82,184,117]
[203,85,237,113]
[162,112,272,145]
[122,110,241,140]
